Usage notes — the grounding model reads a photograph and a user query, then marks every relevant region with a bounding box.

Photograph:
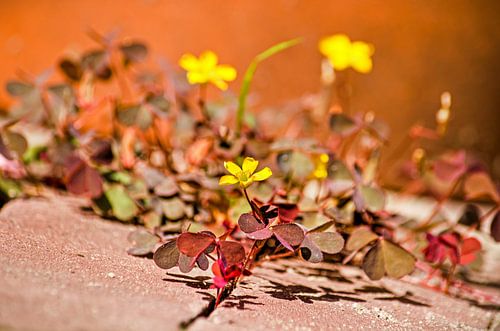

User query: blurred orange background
[1,0,499,177]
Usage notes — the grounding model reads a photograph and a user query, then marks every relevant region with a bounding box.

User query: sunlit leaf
[354,185,385,212]
[127,229,159,256]
[247,227,273,240]
[346,227,378,251]
[219,241,246,265]
[464,172,500,203]
[177,232,215,257]
[238,212,265,233]
[308,232,344,254]
[362,239,415,280]
[105,185,138,222]
[153,240,179,269]
[272,223,305,251]
[300,235,323,263]
[459,237,481,265]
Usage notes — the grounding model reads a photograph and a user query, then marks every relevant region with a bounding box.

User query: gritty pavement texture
[0,195,499,331]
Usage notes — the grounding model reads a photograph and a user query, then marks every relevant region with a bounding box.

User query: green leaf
[236,38,302,134]
[105,185,138,221]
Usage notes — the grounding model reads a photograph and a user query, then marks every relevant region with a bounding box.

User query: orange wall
[1,0,499,176]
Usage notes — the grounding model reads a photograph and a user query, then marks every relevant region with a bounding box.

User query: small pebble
[107,272,116,278]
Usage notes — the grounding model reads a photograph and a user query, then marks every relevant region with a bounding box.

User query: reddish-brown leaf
[64,155,103,198]
[219,241,246,265]
[177,232,215,257]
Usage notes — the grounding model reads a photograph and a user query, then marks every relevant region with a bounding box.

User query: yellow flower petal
[350,41,374,73]
[319,34,351,71]
[199,51,218,70]
[219,175,239,186]
[251,167,272,181]
[179,53,199,71]
[187,71,208,84]
[224,161,242,176]
[242,157,259,174]
[211,79,229,91]
[215,65,237,81]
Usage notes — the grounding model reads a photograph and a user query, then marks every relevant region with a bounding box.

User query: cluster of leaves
[0,32,498,307]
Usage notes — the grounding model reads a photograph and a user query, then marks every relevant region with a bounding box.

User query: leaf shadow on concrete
[257,263,432,308]
[163,272,212,290]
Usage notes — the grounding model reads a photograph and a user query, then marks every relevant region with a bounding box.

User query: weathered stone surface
[192,260,499,330]
[0,196,209,331]
[0,195,498,331]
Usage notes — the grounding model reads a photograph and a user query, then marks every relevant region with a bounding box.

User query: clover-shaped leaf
[177,232,216,258]
[218,241,246,266]
[127,229,160,256]
[238,212,304,251]
[153,240,179,269]
[346,227,378,251]
[362,239,415,280]
[300,231,344,263]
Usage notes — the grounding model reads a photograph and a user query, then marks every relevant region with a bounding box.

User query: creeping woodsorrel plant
[1,31,498,309]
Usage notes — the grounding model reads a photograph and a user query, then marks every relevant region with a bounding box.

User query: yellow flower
[318,34,374,73]
[219,157,272,188]
[178,50,237,90]
[312,153,329,179]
